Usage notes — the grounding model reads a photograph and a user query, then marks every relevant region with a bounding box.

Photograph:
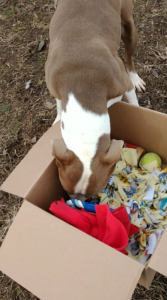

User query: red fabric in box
[50,198,139,253]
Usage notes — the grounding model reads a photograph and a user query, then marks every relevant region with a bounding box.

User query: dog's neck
[61,93,111,195]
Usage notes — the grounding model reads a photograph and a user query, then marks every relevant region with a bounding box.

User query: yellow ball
[140,153,162,172]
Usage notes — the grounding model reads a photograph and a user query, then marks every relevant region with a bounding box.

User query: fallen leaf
[38,40,45,52]
[45,101,56,110]
[25,80,32,89]
[31,136,37,144]
[151,69,158,78]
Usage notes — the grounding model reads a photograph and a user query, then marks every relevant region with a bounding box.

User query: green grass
[12,120,21,128]
[14,23,27,30]
[0,105,10,112]
[2,7,19,18]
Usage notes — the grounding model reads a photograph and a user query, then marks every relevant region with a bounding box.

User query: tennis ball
[140,153,162,172]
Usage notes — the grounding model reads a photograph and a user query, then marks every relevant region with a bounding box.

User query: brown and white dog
[45,0,145,200]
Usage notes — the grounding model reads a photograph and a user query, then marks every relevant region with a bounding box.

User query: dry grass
[0,0,167,299]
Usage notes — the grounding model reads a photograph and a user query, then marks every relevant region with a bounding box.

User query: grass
[2,7,19,19]
[0,105,10,112]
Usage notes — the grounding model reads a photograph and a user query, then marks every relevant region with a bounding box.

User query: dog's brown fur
[45,0,138,115]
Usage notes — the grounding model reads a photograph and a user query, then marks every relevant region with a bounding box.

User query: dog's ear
[51,139,71,166]
[103,139,124,165]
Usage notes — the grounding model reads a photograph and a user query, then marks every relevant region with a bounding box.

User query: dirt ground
[0,0,167,299]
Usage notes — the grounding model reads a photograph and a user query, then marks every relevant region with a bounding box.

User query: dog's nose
[78,194,87,201]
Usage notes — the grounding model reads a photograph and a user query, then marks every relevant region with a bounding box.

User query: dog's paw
[128,71,146,92]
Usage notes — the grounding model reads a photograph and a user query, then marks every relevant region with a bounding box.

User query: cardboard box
[1,101,167,300]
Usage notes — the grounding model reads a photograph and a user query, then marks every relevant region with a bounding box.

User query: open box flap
[0,201,144,300]
[0,121,62,198]
[138,267,156,289]
[148,228,167,277]
[109,102,167,165]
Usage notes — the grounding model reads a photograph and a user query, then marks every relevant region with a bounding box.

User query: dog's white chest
[61,93,110,194]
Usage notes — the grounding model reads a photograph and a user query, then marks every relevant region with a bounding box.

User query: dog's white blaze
[61,93,110,194]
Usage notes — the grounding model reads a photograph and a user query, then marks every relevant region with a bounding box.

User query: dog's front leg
[123,89,139,106]
[121,0,146,92]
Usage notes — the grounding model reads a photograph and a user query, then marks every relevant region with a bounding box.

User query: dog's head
[51,138,123,199]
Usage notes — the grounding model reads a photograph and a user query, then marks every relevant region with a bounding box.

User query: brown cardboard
[138,268,156,289]
[0,200,143,300]
[148,227,167,276]
[1,101,167,299]
[109,102,167,165]
[1,120,62,199]
[25,160,68,211]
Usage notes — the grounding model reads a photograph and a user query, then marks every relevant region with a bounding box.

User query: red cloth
[49,198,139,254]
[124,142,138,149]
